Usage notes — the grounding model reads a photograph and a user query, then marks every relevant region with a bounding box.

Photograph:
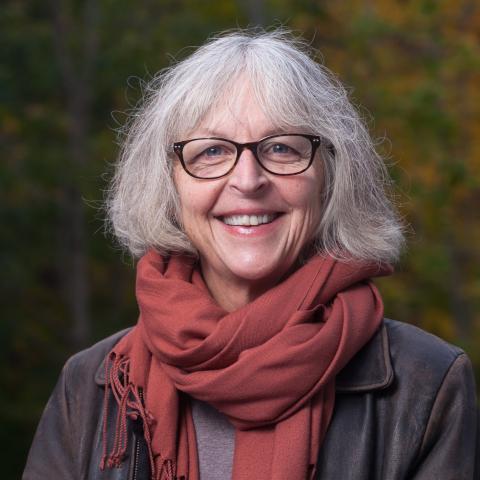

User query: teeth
[222,214,277,226]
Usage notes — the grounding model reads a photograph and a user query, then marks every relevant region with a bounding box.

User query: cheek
[174,175,220,242]
[284,177,322,215]
[283,155,323,208]
[174,172,200,234]
[303,166,324,219]
[179,188,204,228]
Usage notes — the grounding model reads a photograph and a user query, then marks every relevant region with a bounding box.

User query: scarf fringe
[100,352,178,480]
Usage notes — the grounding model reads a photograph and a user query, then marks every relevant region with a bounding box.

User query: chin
[223,256,292,284]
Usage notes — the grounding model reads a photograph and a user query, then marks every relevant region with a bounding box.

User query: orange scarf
[101,249,391,480]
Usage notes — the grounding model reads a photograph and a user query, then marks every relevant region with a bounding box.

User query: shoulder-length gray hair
[106,29,404,264]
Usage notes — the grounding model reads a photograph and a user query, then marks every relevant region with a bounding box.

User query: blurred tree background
[1,0,479,476]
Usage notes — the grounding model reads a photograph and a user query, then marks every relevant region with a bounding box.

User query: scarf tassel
[100,353,178,480]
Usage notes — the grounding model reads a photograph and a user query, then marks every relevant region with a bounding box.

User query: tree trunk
[52,0,99,349]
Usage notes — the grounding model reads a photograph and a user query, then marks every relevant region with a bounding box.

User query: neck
[199,256,310,312]
[200,261,275,312]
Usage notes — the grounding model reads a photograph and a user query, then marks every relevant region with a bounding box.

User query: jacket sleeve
[23,359,79,480]
[410,353,478,480]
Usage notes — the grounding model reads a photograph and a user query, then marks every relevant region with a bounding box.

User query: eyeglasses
[172,134,324,180]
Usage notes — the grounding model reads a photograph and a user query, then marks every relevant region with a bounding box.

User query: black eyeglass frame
[172,133,328,180]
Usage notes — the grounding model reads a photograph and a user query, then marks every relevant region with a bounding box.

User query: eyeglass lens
[181,135,313,178]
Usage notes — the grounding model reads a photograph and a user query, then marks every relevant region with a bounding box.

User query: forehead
[184,78,299,141]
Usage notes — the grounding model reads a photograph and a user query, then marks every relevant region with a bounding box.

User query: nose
[227,148,268,194]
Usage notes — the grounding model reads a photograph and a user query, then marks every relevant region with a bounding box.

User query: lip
[213,212,284,237]
[213,208,284,218]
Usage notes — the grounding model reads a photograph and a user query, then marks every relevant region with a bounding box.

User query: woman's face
[173,85,323,292]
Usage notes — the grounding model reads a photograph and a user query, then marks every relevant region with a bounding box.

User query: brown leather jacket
[23,319,478,479]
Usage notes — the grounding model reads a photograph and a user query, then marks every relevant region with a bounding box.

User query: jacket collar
[95,360,107,385]
[335,320,394,392]
[95,328,131,386]
[95,322,394,391]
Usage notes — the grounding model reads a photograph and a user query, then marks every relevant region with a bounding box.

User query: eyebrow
[192,128,289,139]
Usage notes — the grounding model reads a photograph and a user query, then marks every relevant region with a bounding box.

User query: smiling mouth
[217,213,282,226]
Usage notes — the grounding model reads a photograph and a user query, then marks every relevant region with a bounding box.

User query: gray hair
[106,29,404,264]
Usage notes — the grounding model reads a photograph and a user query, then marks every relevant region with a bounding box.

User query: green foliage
[2,0,479,477]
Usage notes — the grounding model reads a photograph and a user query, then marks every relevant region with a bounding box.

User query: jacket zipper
[131,387,144,480]
[132,438,141,480]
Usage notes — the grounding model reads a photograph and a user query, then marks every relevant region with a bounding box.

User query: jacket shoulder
[63,328,132,382]
[382,318,473,403]
[319,322,477,478]
[384,318,465,373]
[23,328,133,480]
[336,318,466,393]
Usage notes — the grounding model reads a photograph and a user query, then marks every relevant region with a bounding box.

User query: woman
[24,30,477,480]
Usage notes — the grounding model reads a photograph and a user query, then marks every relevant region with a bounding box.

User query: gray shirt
[190,397,235,480]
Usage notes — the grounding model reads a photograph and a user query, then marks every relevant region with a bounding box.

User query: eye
[204,145,226,156]
[270,143,292,154]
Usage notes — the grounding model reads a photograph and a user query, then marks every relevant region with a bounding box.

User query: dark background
[2,1,479,477]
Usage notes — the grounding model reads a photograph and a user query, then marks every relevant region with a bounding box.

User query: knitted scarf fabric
[101,249,391,480]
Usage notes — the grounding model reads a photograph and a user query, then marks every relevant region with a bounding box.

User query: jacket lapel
[336,320,394,392]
